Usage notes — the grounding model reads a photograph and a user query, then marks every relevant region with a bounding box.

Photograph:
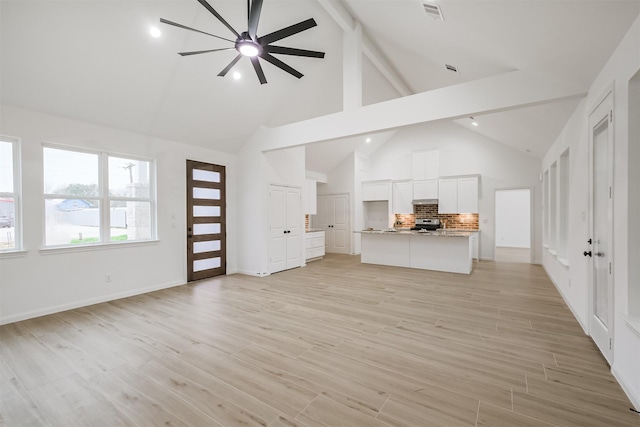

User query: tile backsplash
[395,204,479,230]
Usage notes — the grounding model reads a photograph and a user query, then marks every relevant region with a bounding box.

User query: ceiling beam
[317,0,412,98]
[249,69,586,152]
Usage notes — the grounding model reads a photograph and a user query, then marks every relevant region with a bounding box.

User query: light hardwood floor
[1,255,638,426]
[495,247,531,263]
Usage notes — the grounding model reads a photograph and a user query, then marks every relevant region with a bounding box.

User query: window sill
[625,316,640,338]
[0,249,28,259]
[39,239,159,255]
[558,257,570,267]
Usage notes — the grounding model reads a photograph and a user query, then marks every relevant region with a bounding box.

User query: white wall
[495,189,531,248]
[366,121,542,262]
[542,14,640,409]
[0,105,237,324]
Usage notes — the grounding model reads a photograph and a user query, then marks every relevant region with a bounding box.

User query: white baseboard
[235,269,268,277]
[612,365,640,411]
[542,264,588,334]
[0,280,185,325]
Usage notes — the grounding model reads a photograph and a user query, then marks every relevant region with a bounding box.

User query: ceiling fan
[160,0,325,84]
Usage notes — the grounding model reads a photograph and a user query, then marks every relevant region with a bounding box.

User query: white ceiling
[2,0,639,172]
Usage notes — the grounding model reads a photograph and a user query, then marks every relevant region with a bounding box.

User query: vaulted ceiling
[2,0,639,171]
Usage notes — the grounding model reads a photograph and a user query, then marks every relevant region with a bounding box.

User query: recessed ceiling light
[365,138,372,143]
[232,72,242,80]
[149,27,161,38]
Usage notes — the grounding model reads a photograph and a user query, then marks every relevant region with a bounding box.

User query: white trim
[557,257,570,267]
[612,365,640,411]
[39,239,159,255]
[0,249,28,258]
[0,279,184,325]
[624,315,640,337]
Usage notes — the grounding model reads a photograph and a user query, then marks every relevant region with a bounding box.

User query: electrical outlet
[105,274,112,283]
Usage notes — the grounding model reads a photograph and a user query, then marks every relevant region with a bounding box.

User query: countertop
[356,229,478,237]
[305,229,324,233]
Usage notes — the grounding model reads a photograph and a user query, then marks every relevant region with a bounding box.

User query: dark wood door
[187,160,226,281]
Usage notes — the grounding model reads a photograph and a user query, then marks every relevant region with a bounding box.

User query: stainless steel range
[411,218,441,231]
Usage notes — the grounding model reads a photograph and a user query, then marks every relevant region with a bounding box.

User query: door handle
[587,238,592,244]
[583,251,592,257]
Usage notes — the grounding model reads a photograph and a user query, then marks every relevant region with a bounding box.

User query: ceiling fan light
[238,42,260,57]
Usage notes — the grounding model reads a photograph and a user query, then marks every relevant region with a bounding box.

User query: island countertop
[355,229,478,237]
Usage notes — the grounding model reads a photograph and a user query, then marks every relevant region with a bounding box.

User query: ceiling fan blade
[217,54,243,77]
[196,0,241,38]
[160,18,235,43]
[259,53,303,79]
[248,0,263,41]
[250,57,267,84]
[258,18,317,45]
[178,48,234,56]
[264,45,325,58]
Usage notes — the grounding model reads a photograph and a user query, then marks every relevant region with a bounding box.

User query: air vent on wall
[421,2,444,21]
[445,64,458,74]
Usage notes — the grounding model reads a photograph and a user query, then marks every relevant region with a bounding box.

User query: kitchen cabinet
[438,176,479,214]
[412,150,439,181]
[362,180,391,201]
[303,179,317,214]
[457,177,479,213]
[269,185,302,274]
[413,179,438,200]
[471,233,479,260]
[305,231,325,261]
[392,180,413,213]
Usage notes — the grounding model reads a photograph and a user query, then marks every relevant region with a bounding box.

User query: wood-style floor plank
[0,254,637,426]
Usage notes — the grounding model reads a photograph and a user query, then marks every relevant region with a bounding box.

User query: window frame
[42,143,157,248]
[0,135,23,253]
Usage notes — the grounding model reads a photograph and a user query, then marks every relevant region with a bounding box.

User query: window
[542,170,548,246]
[549,162,557,253]
[0,136,22,251]
[558,149,570,262]
[43,145,155,247]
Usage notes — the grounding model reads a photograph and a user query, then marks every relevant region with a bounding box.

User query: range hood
[412,199,438,205]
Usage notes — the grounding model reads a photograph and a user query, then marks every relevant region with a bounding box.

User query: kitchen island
[357,229,477,274]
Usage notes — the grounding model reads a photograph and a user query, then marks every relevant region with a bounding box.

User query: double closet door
[315,194,350,254]
[269,185,302,274]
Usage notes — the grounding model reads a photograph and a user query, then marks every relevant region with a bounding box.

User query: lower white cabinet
[305,231,325,261]
[471,233,479,260]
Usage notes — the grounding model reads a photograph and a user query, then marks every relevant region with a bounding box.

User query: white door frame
[587,87,615,364]
[493,187,534,263]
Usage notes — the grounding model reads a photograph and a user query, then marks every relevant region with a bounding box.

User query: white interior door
[588,93,614,363]
[330,194,350,254]
[315,194,350,254]
[285,187,302,268]
[269,185,287,274]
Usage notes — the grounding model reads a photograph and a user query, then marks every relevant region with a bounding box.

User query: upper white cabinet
[438,176,479,213]
[303,179,317,215]
[392,180,413,214]
[412,150,439,181]
[457,177,479,213]
[438,178,458,213]
[413,179,438,200]
[362,180,391,201]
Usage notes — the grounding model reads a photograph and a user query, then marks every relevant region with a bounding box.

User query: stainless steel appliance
[411,218,441,231]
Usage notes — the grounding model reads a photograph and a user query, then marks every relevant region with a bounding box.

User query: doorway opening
[495,188,531,263]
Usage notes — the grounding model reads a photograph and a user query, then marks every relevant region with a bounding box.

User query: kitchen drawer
[312,237,324,248]
[305,238,314,249]
[313,246,325,258]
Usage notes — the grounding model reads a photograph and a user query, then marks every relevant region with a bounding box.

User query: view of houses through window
[0,137,20,251]
[43,145,155,246]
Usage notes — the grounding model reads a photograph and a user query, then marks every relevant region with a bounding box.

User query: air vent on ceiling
[445,64,458,74]
[421,2,444,21]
